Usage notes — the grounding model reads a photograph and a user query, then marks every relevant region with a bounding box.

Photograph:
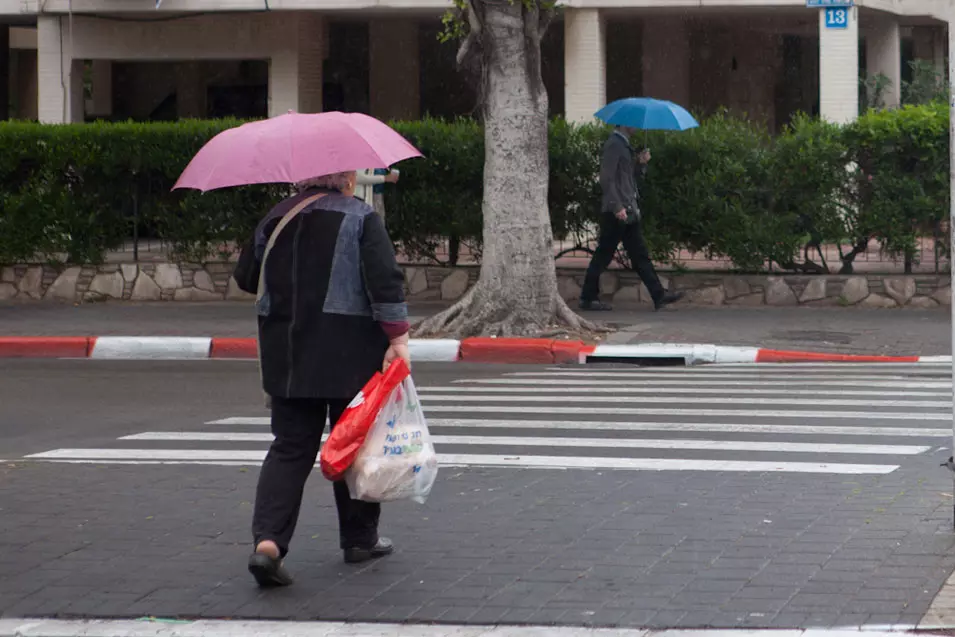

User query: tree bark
[417,1,593,338]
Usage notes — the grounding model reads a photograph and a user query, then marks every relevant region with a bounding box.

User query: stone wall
[0,262,950,308]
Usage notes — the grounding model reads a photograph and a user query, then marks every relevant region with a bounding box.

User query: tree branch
[455,0,483,68]
[538,3,556,39]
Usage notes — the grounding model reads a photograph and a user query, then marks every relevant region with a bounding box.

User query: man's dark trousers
[581,215,665,304]
[252,397,380,557]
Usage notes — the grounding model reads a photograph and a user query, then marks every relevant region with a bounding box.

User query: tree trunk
[416,1,591,338]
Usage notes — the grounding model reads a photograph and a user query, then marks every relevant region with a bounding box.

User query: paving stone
[822,559,882,572]
[765,277,797,306]
[786,593,852,610]
[841,276,869,304]
[799,277,827,303]
[153,263,183,290]
[932,285,951,305]
[645,610,687,627]
[860,293,897,308]
[17,266,44,298]
[44,268,81,302]
[723,277,752,300]
[618,609,658,625]
[682,578,746,593]
[678,610,718,627]
[374,604,424,622]
[524,608,569,624]
[87,272,125,300]
[884,276,916,305]
[800,613,846,627]
[193,269,216,292]
[909,295,939,308]
[799,581,862,595]
[721,597,791,613]
[438,607,479,622]
[687,286,725,306]
[770,612,811,627]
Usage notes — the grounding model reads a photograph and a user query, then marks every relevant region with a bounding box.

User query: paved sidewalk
[0,301,949,355]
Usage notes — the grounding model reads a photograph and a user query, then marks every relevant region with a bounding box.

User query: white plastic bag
[345,374,438,504]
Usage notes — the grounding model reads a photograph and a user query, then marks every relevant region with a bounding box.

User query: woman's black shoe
[248,552,294,587]
[344,537,394,564]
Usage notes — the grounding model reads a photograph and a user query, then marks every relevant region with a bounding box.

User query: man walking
[579,126,683,311]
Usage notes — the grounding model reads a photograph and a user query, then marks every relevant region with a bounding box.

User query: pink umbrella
[173,111,423,192]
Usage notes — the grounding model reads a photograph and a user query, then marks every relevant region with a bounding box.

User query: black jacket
[234,189,408,400]
[600,131,647,223]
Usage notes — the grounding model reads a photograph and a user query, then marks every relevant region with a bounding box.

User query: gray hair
[296,170,355,192]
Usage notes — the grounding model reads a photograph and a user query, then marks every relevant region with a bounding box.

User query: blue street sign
[807,0,853,7]
[824,7,850,29]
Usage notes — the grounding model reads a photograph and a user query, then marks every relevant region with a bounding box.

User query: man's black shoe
[344,537,394,564]
[248,552,294,587]
[654,291,685,310]
[579,300,613,312]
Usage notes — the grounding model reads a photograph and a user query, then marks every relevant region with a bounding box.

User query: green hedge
[0,104,949,272]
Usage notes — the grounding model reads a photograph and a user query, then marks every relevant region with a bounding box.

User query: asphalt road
[1,359,954,629]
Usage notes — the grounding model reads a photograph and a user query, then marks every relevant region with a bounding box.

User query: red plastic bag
[320,359,411,481]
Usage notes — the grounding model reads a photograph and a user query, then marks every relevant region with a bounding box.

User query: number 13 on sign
[825,7,849,29]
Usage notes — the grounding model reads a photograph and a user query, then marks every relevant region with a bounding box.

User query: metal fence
[108,234,950,275]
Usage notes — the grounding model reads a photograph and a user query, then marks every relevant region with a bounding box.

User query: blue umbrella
[594,97,699,131]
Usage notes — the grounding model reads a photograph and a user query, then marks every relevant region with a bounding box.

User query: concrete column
[564,8,605,123]
[269,12,324,116]
[865,14,901,108]
[89,60,112,118]
[641,17,690,106]
[818,6,859,124]
[37,16,83,123]
[0,26,9,120]
[369,19,420,121]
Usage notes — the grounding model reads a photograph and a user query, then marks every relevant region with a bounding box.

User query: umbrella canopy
[595,98,699,131]
[173,111,423,192]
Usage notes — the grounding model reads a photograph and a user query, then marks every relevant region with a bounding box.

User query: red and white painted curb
[0,336,945,365]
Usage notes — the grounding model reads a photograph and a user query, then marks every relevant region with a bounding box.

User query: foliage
[903,60,949,106]
[383,118,484,263]
[842,101,950,271]
[0,104,950,273]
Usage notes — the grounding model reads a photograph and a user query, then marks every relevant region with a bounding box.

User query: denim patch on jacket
[323,203,373,318]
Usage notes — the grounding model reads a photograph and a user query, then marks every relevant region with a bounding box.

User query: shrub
[0,105,949,274]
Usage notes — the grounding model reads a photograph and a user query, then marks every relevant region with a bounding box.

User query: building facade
[0,0,950,129]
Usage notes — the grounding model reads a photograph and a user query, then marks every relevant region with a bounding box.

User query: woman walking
[237,170,411,587]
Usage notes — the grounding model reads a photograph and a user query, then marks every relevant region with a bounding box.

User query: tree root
[413,284,611,340]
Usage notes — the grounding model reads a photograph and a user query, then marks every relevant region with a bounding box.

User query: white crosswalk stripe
[22,363,952,475]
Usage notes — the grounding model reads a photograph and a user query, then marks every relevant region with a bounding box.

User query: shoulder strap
[256,191,326,405]
[256,192,326,303]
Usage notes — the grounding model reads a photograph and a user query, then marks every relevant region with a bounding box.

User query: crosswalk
[23,362,953,476]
